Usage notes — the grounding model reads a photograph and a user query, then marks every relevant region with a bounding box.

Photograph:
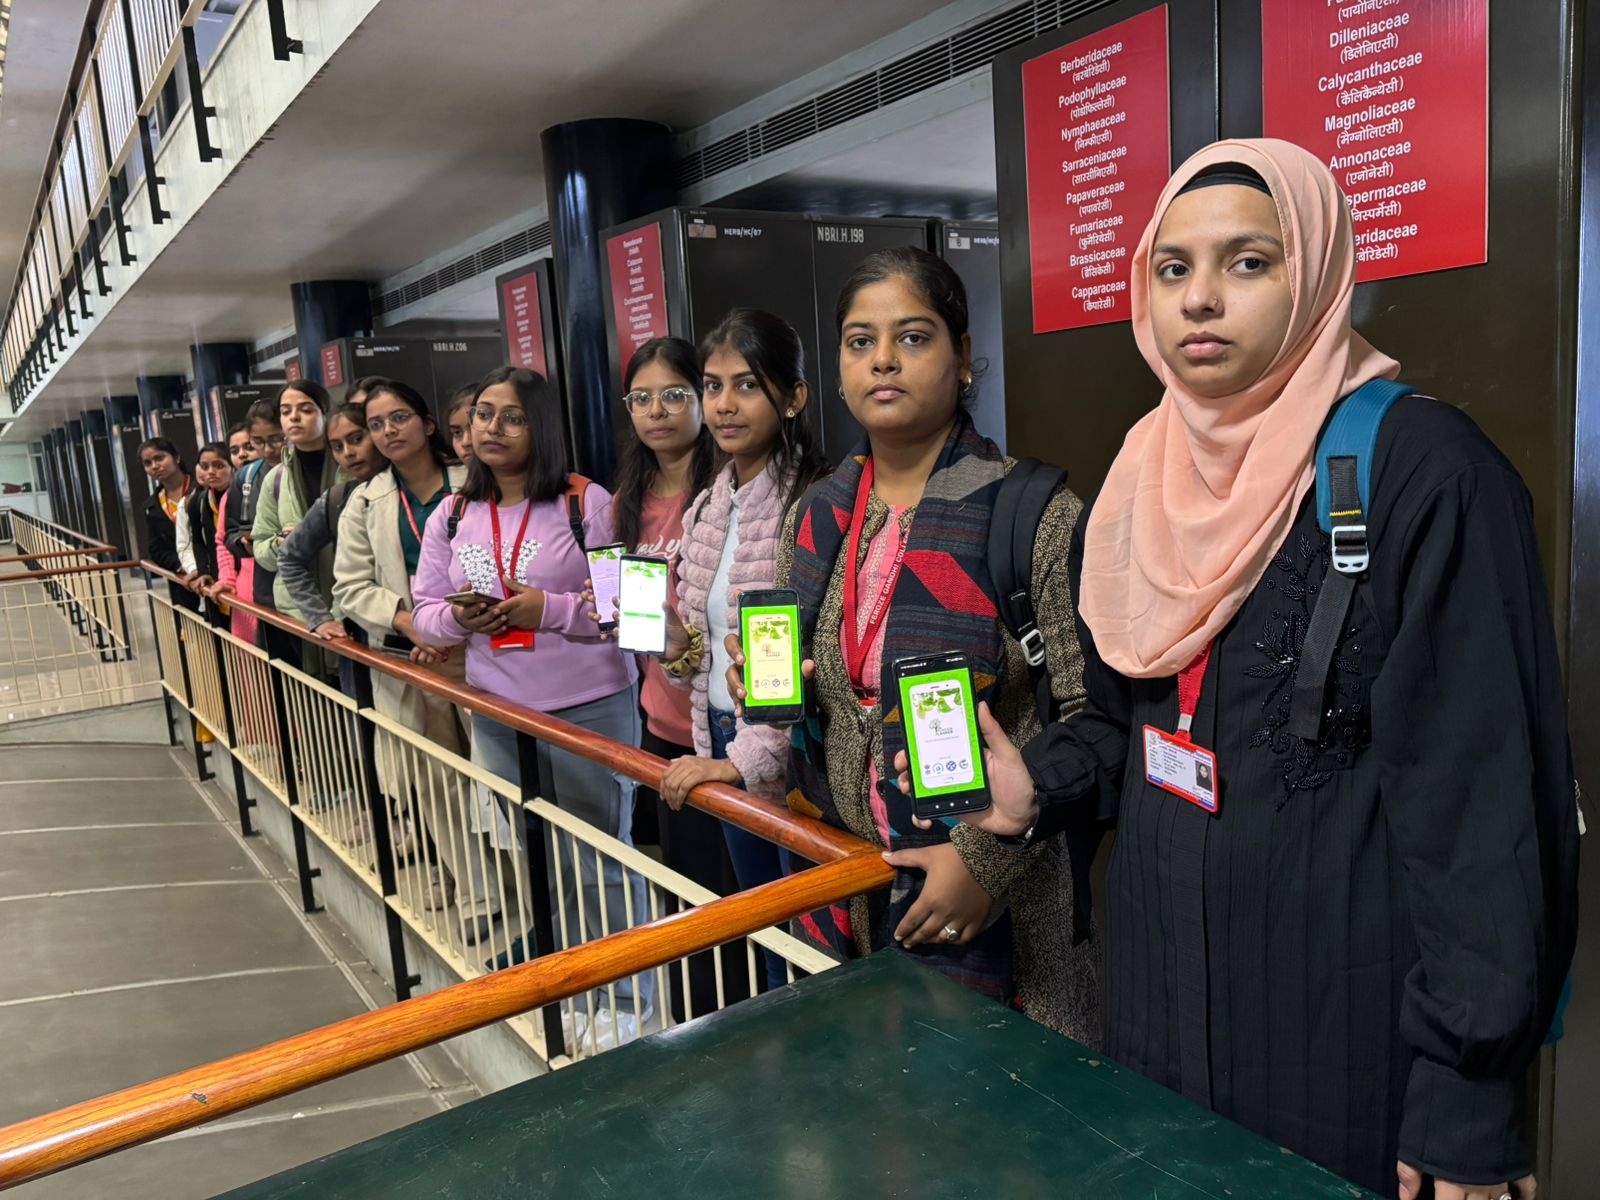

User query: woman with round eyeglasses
[605,337,732,1022]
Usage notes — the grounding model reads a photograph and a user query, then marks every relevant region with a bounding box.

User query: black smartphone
[893,651,991,821]
[617,554,670,655]
[738,588,804,726]
[586,543,625,633]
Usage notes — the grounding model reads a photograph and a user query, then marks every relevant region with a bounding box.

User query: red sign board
[606,222,670,382]
[1021,5,1171,333]
[285,359,302,383]
[1261,0,1488,282]
[320,343,345,388]
[499,270,548,376]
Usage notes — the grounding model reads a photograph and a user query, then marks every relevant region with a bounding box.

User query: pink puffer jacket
[674,461,798,801]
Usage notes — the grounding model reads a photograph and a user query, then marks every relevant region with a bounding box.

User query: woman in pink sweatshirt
[412,365,651,1047]
[657,309,829,991]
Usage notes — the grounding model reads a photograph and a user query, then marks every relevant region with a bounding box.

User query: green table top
[217,953,1378,1199]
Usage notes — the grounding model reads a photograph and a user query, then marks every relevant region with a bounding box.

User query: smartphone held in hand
[617,555,670,655]
[586,543,624,633]
[738,588,804,726]
[894,651,991,821]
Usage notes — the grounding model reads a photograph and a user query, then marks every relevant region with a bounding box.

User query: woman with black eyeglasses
[412,365,655,1048]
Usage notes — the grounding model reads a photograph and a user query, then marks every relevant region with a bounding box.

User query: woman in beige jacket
[331,379,471,924]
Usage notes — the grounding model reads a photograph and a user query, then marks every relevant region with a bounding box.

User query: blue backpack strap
[1289,379,1414,740]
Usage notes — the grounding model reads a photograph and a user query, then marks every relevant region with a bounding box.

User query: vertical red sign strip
[285,359,302,383]
[320,344,344,388]
[606,223,670,384]
[499,271,548,376]
[1021,5,1172,333]
[1261,0,1488,283]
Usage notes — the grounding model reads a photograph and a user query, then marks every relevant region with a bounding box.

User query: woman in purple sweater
[412,365,653,1047]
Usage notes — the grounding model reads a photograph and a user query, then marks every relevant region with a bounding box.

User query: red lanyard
[1174,641,1213,742]
[488,501,534,599]
[841,458,909,696]
[164,477,191,522]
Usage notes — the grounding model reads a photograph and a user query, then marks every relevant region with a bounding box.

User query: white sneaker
[421,866,455,911]
[587,1004,655,1051]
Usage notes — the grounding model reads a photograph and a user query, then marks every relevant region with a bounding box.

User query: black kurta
[1024,397,1578,1196]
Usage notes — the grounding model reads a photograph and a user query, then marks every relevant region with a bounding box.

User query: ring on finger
[941,924,960,943]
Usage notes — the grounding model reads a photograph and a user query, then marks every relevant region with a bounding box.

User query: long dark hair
[613,337,718,551]
[458,366,570,504]
[365,378,453,471]
[834,245,976,407]
[700,308,828,514]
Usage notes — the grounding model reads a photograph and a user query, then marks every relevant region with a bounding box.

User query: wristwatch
[994,790,1041,848]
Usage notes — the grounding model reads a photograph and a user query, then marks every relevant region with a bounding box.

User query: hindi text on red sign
[1261,0,1488,283]
[1020,5,1172,333]
[499,271,548,376]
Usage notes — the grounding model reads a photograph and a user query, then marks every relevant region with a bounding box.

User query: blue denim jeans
[708,705,790,991]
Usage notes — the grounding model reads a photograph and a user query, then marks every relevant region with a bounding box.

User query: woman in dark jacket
[139,437,196,612]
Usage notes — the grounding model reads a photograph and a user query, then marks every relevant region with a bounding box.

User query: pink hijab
[1078,138,1400,679]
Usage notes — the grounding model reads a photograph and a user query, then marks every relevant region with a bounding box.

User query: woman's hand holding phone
[894,701,1038,837]
[492,581,546,630]
[723,632,815,718]
[453,598,507,636]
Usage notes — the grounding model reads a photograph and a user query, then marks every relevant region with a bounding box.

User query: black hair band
[1175,164,1272,197]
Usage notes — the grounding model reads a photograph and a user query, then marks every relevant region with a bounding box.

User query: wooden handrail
[0,850,893,1189]
[142,561,868,865]
[0,548,116,565]
[2,510,120,556]
[0,560,141,582]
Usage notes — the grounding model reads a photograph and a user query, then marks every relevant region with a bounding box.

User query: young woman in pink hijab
[903,140,1577,1200]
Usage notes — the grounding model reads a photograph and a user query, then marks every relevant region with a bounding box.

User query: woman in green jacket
[252,380,346,675]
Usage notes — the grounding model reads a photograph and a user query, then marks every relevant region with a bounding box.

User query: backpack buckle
[1331,523,1369,575]
[1019,625,1047,667]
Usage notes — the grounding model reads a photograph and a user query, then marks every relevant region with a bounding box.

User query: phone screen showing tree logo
[744,609,799,705]
[589,547,622,615]
[903,671,984,796]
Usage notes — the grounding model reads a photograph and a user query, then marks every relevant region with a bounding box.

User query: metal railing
[0,560,889,1187]
[0,511,155,722]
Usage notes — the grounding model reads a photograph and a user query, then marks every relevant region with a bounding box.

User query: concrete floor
[0,741,480,1198]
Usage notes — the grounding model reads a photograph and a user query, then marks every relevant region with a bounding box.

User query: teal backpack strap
[1289,378,1414,740]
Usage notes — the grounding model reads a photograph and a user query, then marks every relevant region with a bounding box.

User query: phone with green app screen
[894,651,991,820]
[738,589,804,726]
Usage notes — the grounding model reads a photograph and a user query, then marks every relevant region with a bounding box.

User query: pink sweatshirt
[674,461,797,801]
[411,486,636,712]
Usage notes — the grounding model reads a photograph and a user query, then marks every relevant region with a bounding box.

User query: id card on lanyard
[1142,642,1220,813]
[488,501,535,652]
[841,458,908,725]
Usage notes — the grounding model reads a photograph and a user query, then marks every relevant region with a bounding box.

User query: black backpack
[445,474,590,554]
[987,457,1069,726]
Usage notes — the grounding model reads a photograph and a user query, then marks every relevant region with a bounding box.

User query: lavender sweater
[674,461,798,801]
[412,487,635,712]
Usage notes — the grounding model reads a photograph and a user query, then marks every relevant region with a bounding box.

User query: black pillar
[290,281,372,386]
[540,118,674,486]
[136,375,186,437]
[190,342,251,440]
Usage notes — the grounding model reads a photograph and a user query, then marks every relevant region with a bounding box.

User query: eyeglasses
[470,405,529,436]
[249,434,287,451]
[623,386,697,415]
[366,410,417,435]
